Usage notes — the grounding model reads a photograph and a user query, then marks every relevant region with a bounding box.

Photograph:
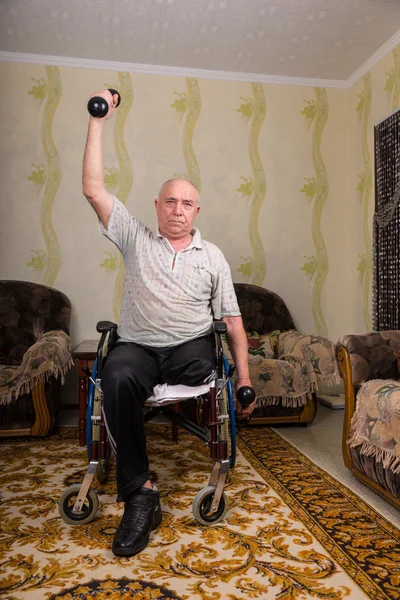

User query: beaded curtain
[373,109,400,330]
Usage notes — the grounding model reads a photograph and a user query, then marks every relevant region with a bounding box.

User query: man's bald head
[158,178,200,205]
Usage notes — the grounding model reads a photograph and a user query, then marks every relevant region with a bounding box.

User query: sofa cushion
[222,330,280,363]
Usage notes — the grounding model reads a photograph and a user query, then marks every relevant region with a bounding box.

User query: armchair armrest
[0,330,73,405]
[277,330,340,392]
[336,345,356,469]
[245,353,311,408]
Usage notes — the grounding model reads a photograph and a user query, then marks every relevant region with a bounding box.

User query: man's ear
[154,198,159,212]
[196,206,200,215]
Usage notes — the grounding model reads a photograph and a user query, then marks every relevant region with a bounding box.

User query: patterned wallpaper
[0,45,399,350]
[236,84,267,287]
[299,88,329,338]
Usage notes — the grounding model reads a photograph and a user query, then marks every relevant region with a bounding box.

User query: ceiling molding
[345,28,400,89]
[0,51,347,88]
[1,27,399,91]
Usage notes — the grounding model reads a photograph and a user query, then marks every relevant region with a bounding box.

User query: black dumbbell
[87,88,121,118]
[236,386,256,408]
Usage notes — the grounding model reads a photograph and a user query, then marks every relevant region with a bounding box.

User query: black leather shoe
[112,487,162,557]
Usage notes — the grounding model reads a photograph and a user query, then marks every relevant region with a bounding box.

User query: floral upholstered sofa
[337,332,400,509]
[230,284,340,426]
[0,280,73,437]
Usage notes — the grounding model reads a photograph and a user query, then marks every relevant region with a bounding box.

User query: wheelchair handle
[236,386,256,407]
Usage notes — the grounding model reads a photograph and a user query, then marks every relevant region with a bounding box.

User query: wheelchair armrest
[96,322,119,375]
[96,321,118,334]
[213,321,227,335]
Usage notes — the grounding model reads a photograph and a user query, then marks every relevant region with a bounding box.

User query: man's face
[155,180,200,239]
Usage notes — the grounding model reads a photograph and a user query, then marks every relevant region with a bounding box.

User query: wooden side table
[73,339,99,447]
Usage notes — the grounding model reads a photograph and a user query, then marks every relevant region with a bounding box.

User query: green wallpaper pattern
[183,78,202,192]
[300,88,329,338]
[26,66,62,286]
[237,83,267,286]
[171,78,202,191]
[384,45,400,110]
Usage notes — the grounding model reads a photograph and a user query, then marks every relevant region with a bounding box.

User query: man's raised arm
[82,90,119,230]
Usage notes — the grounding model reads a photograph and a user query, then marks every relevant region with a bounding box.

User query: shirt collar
[156,227,202,249]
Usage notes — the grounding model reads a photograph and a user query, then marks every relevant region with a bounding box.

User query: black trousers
[102,334,215,501]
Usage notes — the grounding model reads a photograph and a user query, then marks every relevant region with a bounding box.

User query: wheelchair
[58,321,255,527]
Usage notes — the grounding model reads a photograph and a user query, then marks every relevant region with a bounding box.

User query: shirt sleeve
[98,196,138,256]
[211,253,241,319]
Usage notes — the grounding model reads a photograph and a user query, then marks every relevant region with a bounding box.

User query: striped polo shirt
[99,197,241,347]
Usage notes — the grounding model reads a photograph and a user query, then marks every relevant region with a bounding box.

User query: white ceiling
[1,0,400,82]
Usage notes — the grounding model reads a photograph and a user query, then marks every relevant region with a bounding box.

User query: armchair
[337,332,400,510]
[0,280,73,437]
[232,284,340,426]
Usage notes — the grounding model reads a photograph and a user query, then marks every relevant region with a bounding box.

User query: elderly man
[82,90,255,557]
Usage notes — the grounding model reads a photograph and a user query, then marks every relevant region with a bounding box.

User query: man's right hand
[89,89,119,122]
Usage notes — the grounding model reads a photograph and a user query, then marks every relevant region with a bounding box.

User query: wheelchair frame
[58,321,239,526]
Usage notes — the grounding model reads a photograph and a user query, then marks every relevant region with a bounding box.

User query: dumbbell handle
[107,89,121,107]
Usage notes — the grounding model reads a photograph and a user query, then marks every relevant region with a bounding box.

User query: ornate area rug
[1,425,400,600]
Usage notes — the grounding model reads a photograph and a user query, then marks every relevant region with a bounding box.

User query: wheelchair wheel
[96,444,112,483]
[192,485,228,526]
[58,484,99,525]
[223,357,236,469]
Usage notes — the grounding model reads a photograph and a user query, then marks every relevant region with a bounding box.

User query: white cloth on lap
[145,383,211,406]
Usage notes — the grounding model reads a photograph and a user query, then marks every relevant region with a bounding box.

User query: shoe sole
[112,507,163,557]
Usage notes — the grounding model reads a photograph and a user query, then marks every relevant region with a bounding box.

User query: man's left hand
[235,378,257,420]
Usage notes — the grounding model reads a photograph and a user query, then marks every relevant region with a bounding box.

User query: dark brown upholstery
[234,284,295,335]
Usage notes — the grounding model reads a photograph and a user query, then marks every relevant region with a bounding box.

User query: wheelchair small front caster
[58,484,99,525]
[192,485,228,525]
